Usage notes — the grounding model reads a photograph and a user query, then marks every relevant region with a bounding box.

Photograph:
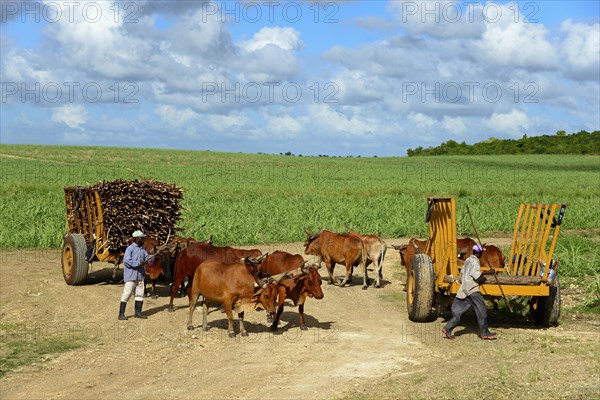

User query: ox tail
[378,241,387,267]
[377,241,387,281]
[360,240,368,271]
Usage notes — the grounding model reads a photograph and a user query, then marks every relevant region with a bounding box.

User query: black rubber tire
[62,234,88,285]
[407,254,435,322]
[531,279,561,327]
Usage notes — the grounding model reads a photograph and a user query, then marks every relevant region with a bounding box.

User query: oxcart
[61,180,183,285]
[406,198,566,327]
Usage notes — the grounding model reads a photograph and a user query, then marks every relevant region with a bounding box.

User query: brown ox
[256,251,324,331]
[347,231,387,288]
[143,236,211,298]
[168,243,262,311]
[459,243,506,270]
[393,237,505,271]
[392,238,427,273]
[141,237,163,298]
[186,260,285,338]
[303,228,368,288]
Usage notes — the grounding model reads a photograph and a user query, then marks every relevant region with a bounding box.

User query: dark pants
[444,292,491,335]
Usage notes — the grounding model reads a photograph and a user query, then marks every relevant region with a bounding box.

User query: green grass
[554,235,600,277]
[1,144,599,250]
[0,323,84,377]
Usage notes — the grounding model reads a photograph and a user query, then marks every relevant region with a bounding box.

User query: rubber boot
[478,318,497,340]
[134,300,147,319]
[118,301,127,320]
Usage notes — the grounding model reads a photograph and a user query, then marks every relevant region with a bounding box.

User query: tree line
[407,130,600,156]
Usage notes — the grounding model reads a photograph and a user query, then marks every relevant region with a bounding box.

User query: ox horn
[265,271,290,286]
[253,274,268,288]
[308,262,321,270]
[304,227,312,236]
[243,253,268,265]
[300,260,310,273]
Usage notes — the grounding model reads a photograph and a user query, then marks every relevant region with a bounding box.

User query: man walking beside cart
[118,230,153,320]
[442,244,497,340]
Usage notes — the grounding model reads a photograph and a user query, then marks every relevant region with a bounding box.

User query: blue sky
[1,1,599,156]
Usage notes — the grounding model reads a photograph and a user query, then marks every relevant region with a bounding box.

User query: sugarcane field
[1,148,599,400]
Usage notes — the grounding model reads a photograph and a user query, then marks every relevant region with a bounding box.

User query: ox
[255,251,324,331]
[143,236,210,298]
[392,238,427,273]
[186,260,287,338]
[168,243,262,311]
[141,237,166,298]
[347,231,387,288]
[459,243,506,270]
[304,228,368,288]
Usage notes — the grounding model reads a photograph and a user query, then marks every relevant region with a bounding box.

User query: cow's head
[392,244,409,266]
[303,227,321,256]
[253,283,278,323]
[301,263,324,300]
[252,270,290,323]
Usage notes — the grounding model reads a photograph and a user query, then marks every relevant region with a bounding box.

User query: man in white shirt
[442,244,497,340]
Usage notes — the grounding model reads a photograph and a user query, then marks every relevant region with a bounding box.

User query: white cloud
[560,20,600,80]
[485,109,530,136]
[206,113,252,132]
[155,105,197,128]
[266,114,303,136]
[305,104,377,137]
[52,104,88,130]
[473,8,557,69]
[241,27,303,52]
[442,116,467,134]
[408,112,436,128]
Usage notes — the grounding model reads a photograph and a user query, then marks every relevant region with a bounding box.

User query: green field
[1,144,599,250]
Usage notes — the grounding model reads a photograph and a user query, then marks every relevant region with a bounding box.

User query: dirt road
[1,239,598,399]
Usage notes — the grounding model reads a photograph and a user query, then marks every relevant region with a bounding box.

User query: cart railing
[507,203,566,279]
[64,187,116,263]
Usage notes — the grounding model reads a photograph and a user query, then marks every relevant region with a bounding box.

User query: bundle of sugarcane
[88,179,184,252]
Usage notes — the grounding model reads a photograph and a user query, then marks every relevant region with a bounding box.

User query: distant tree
[406,130,600,156]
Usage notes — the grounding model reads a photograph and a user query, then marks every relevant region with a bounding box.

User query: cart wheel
[62,234,88,285]
[407,254,435,322]
[530,279,561,327]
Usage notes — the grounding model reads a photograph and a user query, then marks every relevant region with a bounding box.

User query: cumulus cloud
[442,116,467,135]
[408,112,436,129]
[473,13,558,70]
[155,105,197,128]
[485,109,530,136]
[206,113,253,132]
[51,104,88,130]
[559,19,600,80]
[241,27,303,52]
[266,114,303,137]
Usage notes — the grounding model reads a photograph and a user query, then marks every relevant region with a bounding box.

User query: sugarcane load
[62,179,184,285]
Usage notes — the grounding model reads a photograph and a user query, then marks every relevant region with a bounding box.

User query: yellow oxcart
[406,198,566,327]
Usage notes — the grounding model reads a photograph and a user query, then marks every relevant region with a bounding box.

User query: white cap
[132,230,146,238]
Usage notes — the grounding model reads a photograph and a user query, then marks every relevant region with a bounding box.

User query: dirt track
[1,239,599,399]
